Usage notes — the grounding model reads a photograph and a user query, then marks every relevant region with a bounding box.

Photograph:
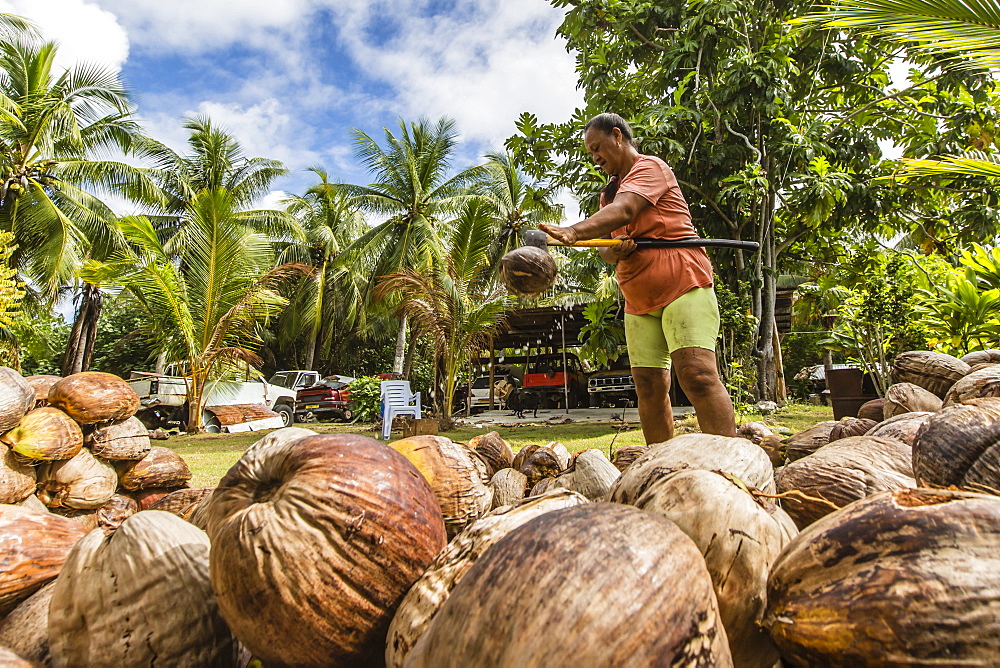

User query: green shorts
[625,287,720,369]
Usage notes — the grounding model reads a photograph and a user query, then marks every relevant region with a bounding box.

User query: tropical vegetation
[2,2,999,431]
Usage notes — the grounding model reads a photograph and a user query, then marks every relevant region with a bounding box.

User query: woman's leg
[631,366,673,444]
[671,347,736,436]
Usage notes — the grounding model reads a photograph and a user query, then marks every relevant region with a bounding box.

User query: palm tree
[797,0,1000,180]
[479,151,563,262]
[81,190,305,432]
[276,168,366,371]
[0,35,166,373]
[375,199,511,421]
[342,116,485,374]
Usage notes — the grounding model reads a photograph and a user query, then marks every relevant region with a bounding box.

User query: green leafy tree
[81,192,304,432]
[0,35,164,371]
[342,117,485,375]
[507,0,996,401]
[374,199,511,422]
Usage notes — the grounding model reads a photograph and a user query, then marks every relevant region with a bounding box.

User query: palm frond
[795,0,1000,70]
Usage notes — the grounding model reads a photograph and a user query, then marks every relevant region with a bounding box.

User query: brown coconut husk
[961,349,1000,366]
[148,487,214,517]
[764,488,1000,665]
[86,416,152,460]
[610,445,647,472]
[0,368,34,433]
[511,443,540,472]
[548,449,620,501]
[467,431,514,477]
[0,581,54,665]
[48,511,239,667]
[0,407,82,461]
[22,375,59,409]
[912,398,1000,493]
[634,469,797,668]
[498,245,557,298]
[390,434,492,539]
[201,434,446,667]
[518,447,564,488]
[36,448,117,510]
[0,505,88,617]
[47,372,140,425]
[405,503,733,667]
[386,490,588,667]
[883,382,943,418]
[891,350,970,398]
[486,468,527,509]
[784,421,838,462]
[0,450,35,505]
[943,365,1000,407]
[857,398,885,422]
[775,436,915,529]
[117,446,192,491]
[828,417,878,442]
[864,411,933,446]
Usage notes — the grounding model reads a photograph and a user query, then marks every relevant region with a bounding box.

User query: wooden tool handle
[547,237,760,252]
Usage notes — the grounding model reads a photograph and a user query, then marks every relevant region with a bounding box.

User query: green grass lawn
[169,402,833,487]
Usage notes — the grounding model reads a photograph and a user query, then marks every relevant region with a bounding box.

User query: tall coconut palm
[276,168,366,371]
[0,36,165,373]
[81,189,305,432]
[479,151,563,262]
[375,199,511,421]
[342,116,486,374]
[797,0,1000,180]
[0,37,163,296]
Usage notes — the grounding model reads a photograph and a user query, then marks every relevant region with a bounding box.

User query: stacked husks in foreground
[2,349,1000,666]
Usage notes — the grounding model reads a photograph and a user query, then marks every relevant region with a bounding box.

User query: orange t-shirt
[605,154,714,315]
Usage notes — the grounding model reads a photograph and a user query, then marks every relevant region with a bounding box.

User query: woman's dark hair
[584,113,637,203]
[584,113,637,148]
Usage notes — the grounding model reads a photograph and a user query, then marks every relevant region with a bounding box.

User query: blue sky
[5,0,586,214]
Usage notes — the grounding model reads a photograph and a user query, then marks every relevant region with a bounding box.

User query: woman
[539,113,736,443]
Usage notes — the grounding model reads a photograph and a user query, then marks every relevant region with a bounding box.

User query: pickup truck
[587,366,637,408]
[128,372,297,432]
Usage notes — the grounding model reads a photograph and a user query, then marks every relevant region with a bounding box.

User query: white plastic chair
[381,380,421,440]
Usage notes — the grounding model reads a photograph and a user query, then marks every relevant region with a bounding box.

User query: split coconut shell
[0,369,35,433]
[0,504,88,617]
[764,488,1000,665]
[95,494,138,534]
[385,490,589,667]
[775,435,914,529]
[0,407,82,461]
[202,433,447,667]
[46,371,139,425]
[609,433,776,504]
[117,446,191,491]
[148,487,214,517]
[405,503,733,667]
[48,511,238,667]
[390,434,492,538]
[634,469,797,668]
[36,448,117,510]
[912,398,1000,493]
[86,416,152,460]
[518,446,564,488]
[891,350,970,398]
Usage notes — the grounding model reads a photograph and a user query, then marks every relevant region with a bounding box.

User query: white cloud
[327,0,584,147]
[257,190,288,210]
[92,0,313,53]
[0,0,129,72]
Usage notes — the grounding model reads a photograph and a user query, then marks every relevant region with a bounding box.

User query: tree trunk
[186,373,206,433]
[393,316,407,375]
[61,284,103,375]
[304,261,327,371]
[754,185,779,402]
[402,333,418,379]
